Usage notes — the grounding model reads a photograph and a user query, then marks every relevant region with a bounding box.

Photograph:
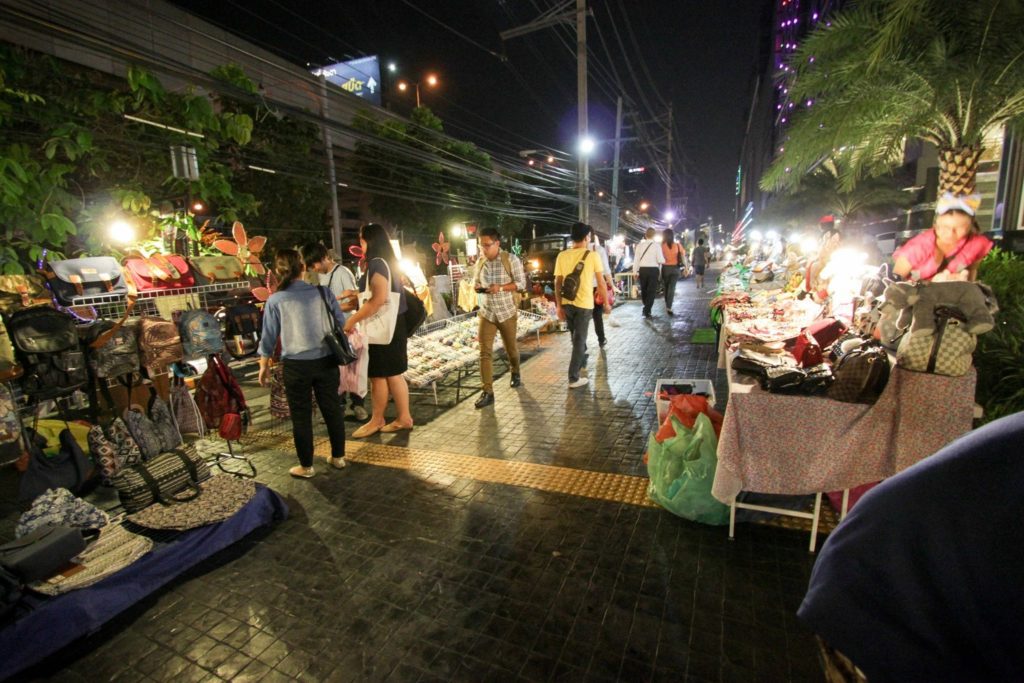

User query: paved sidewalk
[3,271,826,683]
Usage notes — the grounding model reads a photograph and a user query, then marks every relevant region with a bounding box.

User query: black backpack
[5,306,87,399]
[84,319,140,380]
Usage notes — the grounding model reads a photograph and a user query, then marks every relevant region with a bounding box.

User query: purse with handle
[828,345,891,403]
[110,444,210,512]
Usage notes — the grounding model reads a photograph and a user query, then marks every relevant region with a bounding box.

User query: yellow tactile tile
[245,429,658,508]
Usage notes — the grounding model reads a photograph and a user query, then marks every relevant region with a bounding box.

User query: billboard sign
[312,56,381,106]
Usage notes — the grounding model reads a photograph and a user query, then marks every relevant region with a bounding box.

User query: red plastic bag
[655,394,723,443]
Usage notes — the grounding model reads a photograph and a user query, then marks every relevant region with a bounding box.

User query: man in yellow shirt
[554,222,611,388]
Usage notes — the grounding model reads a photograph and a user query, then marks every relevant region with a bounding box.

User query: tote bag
[358,258,401,345]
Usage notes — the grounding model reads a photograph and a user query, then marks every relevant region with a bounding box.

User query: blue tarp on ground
[0,484,288,680]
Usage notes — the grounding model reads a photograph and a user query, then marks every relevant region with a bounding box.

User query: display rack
[405,310,549,404]
[69,280,254,321]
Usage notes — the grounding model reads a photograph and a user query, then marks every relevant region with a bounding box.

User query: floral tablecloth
[712,361,976,502]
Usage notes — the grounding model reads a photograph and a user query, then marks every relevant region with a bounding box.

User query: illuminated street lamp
[397,73,440,107]
[578,136,596,156]
[639,201,650,212]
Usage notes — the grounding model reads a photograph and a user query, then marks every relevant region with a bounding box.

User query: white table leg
[841,489,850,520]
[809,492,823,553]
[729,497,737,540]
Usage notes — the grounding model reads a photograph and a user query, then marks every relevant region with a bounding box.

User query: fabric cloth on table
[29,522,152,596]
[0,485,288,681]
[457,278,477,313]
[712,366,975,502]
[126,475,256,531]
[798,411,1024,683]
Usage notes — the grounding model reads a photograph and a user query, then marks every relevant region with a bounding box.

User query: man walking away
[691,238,711,290]
[302,243,368,420]
[633,227,664,318]
[555,222,610,389]
[473,228,527,409]
[590,236,614,347]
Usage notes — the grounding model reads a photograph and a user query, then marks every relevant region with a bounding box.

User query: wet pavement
[4,271,824,682]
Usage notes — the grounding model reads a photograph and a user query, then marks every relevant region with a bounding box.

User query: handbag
[169,375,206,435]
[792,331,824,367]
[803,317,849,349]
[896,306,976,376]
[0,526,86,583]
[358,258,401,345]
[122,254,194,291]
[110,445,211,513]
[828,345,891,404]
[43,257,127,305]
[189,255,245,285]
[318,286,357,366]
[18,426,93,501]
[403,287,426,336]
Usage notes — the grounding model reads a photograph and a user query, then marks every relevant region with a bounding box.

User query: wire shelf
[69,281,255,324]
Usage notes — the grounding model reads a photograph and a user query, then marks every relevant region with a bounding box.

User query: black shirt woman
[343,223,414,437]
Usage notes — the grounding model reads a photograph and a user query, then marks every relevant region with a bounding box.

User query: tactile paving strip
[244,429,838,533]
[246,429,657,507]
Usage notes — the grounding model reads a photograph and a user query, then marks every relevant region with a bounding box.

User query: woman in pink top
[893,193,993,282]
[661,229,686,315]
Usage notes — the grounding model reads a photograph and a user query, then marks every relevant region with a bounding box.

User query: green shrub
[976,249,1024,421]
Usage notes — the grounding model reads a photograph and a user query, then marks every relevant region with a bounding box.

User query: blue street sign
[312,56,381,106]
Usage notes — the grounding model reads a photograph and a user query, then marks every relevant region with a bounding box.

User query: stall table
[714,350,976,552]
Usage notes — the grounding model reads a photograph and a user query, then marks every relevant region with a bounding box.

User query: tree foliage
[349,106,512,238]
[0,45,327,272]
[761,0,1024,194]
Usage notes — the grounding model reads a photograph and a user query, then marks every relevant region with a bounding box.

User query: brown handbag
[827,345,890,404]
[189,256,245,285]
[138,316,184,370]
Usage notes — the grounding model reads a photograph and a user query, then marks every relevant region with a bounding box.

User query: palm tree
[761,160,915,228]
[761,0,1024,196]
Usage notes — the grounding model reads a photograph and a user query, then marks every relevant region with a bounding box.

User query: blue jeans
[563,304,591,381]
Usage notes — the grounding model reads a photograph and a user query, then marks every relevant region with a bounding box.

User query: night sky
[170,0,770,228]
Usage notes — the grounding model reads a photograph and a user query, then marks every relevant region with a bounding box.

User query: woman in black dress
[343,224,414,437]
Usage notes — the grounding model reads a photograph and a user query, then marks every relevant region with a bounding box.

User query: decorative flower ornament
[250,270,279,303]
[432,232,451,266]
[214,221,267,275]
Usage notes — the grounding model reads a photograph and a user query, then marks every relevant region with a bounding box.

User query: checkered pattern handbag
[896,306,976,376]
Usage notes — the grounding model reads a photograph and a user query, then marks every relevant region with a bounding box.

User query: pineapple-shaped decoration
[937,144,981,196]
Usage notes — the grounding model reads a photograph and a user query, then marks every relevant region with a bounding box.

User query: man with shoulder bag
[472,228,527,409]
[555,222,611,389]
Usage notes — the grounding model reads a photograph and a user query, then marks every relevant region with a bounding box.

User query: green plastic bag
[646,413,729,525]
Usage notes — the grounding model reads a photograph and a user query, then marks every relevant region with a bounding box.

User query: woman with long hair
[257,248,348,478]
[660,229,685,315]
[343,224,414,437]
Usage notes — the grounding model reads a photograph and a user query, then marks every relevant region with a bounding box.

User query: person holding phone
[471,227,527,409]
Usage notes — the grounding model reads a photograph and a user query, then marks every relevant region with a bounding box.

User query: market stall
[709,244,990,551]
[405,310,549,403]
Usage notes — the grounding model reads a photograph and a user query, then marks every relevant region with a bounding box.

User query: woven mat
[29,522,153,596]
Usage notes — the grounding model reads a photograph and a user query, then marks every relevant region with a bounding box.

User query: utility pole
[610,96,623,238]
[319,75,342,255]
[576,0,589,224]
[501,0,591,223]
[664,102,673,211]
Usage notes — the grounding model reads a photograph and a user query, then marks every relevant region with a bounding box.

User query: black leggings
[283,356,346,467]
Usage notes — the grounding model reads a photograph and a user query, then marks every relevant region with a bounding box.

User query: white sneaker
[568,377,589,388]
[329,457,347,469]
[352,406,369,421]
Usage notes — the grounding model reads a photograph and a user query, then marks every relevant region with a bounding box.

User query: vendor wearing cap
[892,192,993,282]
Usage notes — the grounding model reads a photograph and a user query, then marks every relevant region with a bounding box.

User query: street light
[639,201,649,212]
[396,73,440,107]
[578,136,596,155]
